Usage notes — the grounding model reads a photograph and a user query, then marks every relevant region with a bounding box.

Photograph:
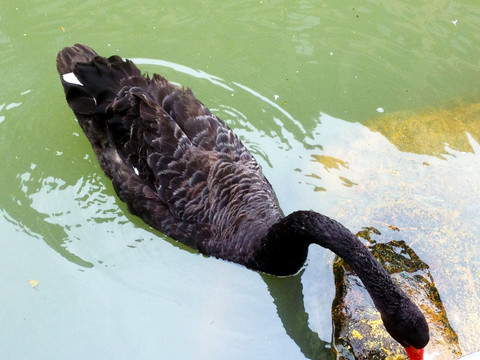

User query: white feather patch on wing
[62,72,83,86]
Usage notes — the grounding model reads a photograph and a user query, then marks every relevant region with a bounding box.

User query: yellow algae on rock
[351,329,363,340]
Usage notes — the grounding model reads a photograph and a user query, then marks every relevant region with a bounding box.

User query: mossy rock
[332,237,462,359]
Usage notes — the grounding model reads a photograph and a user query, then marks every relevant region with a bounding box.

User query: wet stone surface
[331,231,462,360]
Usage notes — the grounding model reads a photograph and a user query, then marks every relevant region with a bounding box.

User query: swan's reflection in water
[263,271,336,360]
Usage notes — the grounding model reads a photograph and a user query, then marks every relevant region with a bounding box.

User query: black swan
[56,44,429,359]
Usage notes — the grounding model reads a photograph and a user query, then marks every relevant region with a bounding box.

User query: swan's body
[57,44,429,358]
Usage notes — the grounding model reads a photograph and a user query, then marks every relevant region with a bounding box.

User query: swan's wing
[109,80,277,249]
[57,45,215,247]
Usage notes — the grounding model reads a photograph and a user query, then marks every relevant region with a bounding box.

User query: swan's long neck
[259,210,428,348]
[262,211,399,294]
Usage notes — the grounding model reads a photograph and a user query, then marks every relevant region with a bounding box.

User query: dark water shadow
[261,271,336,360]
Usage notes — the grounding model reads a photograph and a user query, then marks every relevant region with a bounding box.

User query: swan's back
[56,44,282,263]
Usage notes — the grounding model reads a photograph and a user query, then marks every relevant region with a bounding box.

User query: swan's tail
[56,43,98,75]
[56,43,144,117]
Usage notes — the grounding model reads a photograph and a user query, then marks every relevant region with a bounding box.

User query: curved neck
[260,210,428,348]
[260,210,418,319]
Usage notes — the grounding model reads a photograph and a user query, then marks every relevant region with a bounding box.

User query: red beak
[405,346,424,360]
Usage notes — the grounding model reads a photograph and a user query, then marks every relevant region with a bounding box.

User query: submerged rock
[364,102,480,158]
[331,232,461,360]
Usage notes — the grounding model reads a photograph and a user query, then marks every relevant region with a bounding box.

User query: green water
[1,0,479,359]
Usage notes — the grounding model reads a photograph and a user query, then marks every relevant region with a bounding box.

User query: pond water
[1,0,479,359]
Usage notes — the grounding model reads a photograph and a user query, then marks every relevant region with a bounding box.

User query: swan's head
[381,304,430,360]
